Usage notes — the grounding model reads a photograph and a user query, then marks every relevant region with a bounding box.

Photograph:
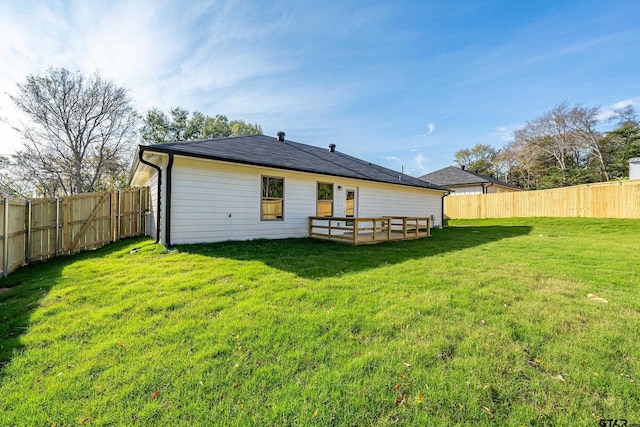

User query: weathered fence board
[0,188,149,278]
[445,180,640,219]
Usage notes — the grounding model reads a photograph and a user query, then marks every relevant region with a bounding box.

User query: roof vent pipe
[277,131,285,142]
[461,165,466,170]
[329,144,336,152]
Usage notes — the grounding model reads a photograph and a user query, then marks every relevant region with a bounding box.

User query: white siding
[450,185,484,195]
[357,182,441,221]
[630,158,640,180]
[492,184,521,193]
[167,156,444,244]
[146,172,159,238]
[448,184,519,195]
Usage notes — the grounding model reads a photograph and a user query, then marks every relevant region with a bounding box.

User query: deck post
[387,218,391,240]
[353,218,358,244]
[402,218,407,238]
[308,217,313,237]
[372,219,376,242]
[328,218,332,238]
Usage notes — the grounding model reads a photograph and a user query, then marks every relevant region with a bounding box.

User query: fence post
[3,197,8,278]
[26,200,32,262]
[138,188,143,236]
[117,190,122,241]
[55,198,60,256]
[62,197,70,253]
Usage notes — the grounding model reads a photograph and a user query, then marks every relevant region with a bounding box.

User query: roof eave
[138,145,447,192]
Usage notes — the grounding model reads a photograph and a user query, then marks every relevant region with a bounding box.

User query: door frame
[345,186,358,218]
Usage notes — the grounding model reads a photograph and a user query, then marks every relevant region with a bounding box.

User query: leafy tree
[601,106,640,179]
[453,144,498,176]
[9,68,138,196]
[141,108,262,144]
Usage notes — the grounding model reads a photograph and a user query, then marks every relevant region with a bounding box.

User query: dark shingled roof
[419,166,521,189]
[137,134,447,191]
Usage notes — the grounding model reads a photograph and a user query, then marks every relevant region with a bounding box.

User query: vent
[277,131,285,142]
[329,144,336,153]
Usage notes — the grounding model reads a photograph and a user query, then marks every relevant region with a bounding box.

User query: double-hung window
[316,182,334,217]
[261,176,284,220]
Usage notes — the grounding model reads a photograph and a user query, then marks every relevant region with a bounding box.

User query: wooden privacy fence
[445,180,640,219]
[1,188,149,278]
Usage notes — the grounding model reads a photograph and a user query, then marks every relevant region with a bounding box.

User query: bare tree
[9,68,138,196]
[0,156,30,197]
[500,139,544,189]
[514,102,578,183]
[568,105,608,181]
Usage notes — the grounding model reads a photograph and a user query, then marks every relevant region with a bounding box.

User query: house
[419,166,522,196]
[129,132,449,246]
[630,158,640,180]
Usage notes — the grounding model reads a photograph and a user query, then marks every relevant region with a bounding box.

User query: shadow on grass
[177,225,532,279]
[0,237,149,382]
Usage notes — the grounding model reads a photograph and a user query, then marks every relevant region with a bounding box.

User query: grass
[0,217,639,426]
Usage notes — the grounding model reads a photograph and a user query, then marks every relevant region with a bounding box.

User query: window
[261,176,284,220]
[317,182,334,217]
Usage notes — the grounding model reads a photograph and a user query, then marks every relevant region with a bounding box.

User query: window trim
[261,175,285,221]
[316,181,334,217]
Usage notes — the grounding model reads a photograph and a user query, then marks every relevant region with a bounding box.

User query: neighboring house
[129,132,449,246]
[419,166,522,196]
[630,158,640,180]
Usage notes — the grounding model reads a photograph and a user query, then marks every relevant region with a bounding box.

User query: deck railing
[308,216,431,245]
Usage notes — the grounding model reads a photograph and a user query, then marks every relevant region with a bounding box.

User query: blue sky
[1,0,639,176]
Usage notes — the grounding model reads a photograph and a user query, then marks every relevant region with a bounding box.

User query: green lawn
[1,218,639,426]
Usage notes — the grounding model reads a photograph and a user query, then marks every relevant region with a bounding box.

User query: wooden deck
[308,216,431,245]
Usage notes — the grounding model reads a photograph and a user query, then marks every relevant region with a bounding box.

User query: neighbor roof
[419,166,521,189]
[134,134,447,191]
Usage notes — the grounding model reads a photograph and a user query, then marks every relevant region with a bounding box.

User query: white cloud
[414,152,428,173]
[0,0,358,154]
[598,98,640,121]
[415,122,435,138]
[491,125,518,144]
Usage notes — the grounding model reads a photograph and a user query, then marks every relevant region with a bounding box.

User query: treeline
[455,102,640,190]
[0,68,262,197]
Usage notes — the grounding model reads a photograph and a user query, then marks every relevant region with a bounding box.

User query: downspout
[165,153,174,248]
[138,149,162,244]
[441,191,450,227]
[481,182,494,194]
